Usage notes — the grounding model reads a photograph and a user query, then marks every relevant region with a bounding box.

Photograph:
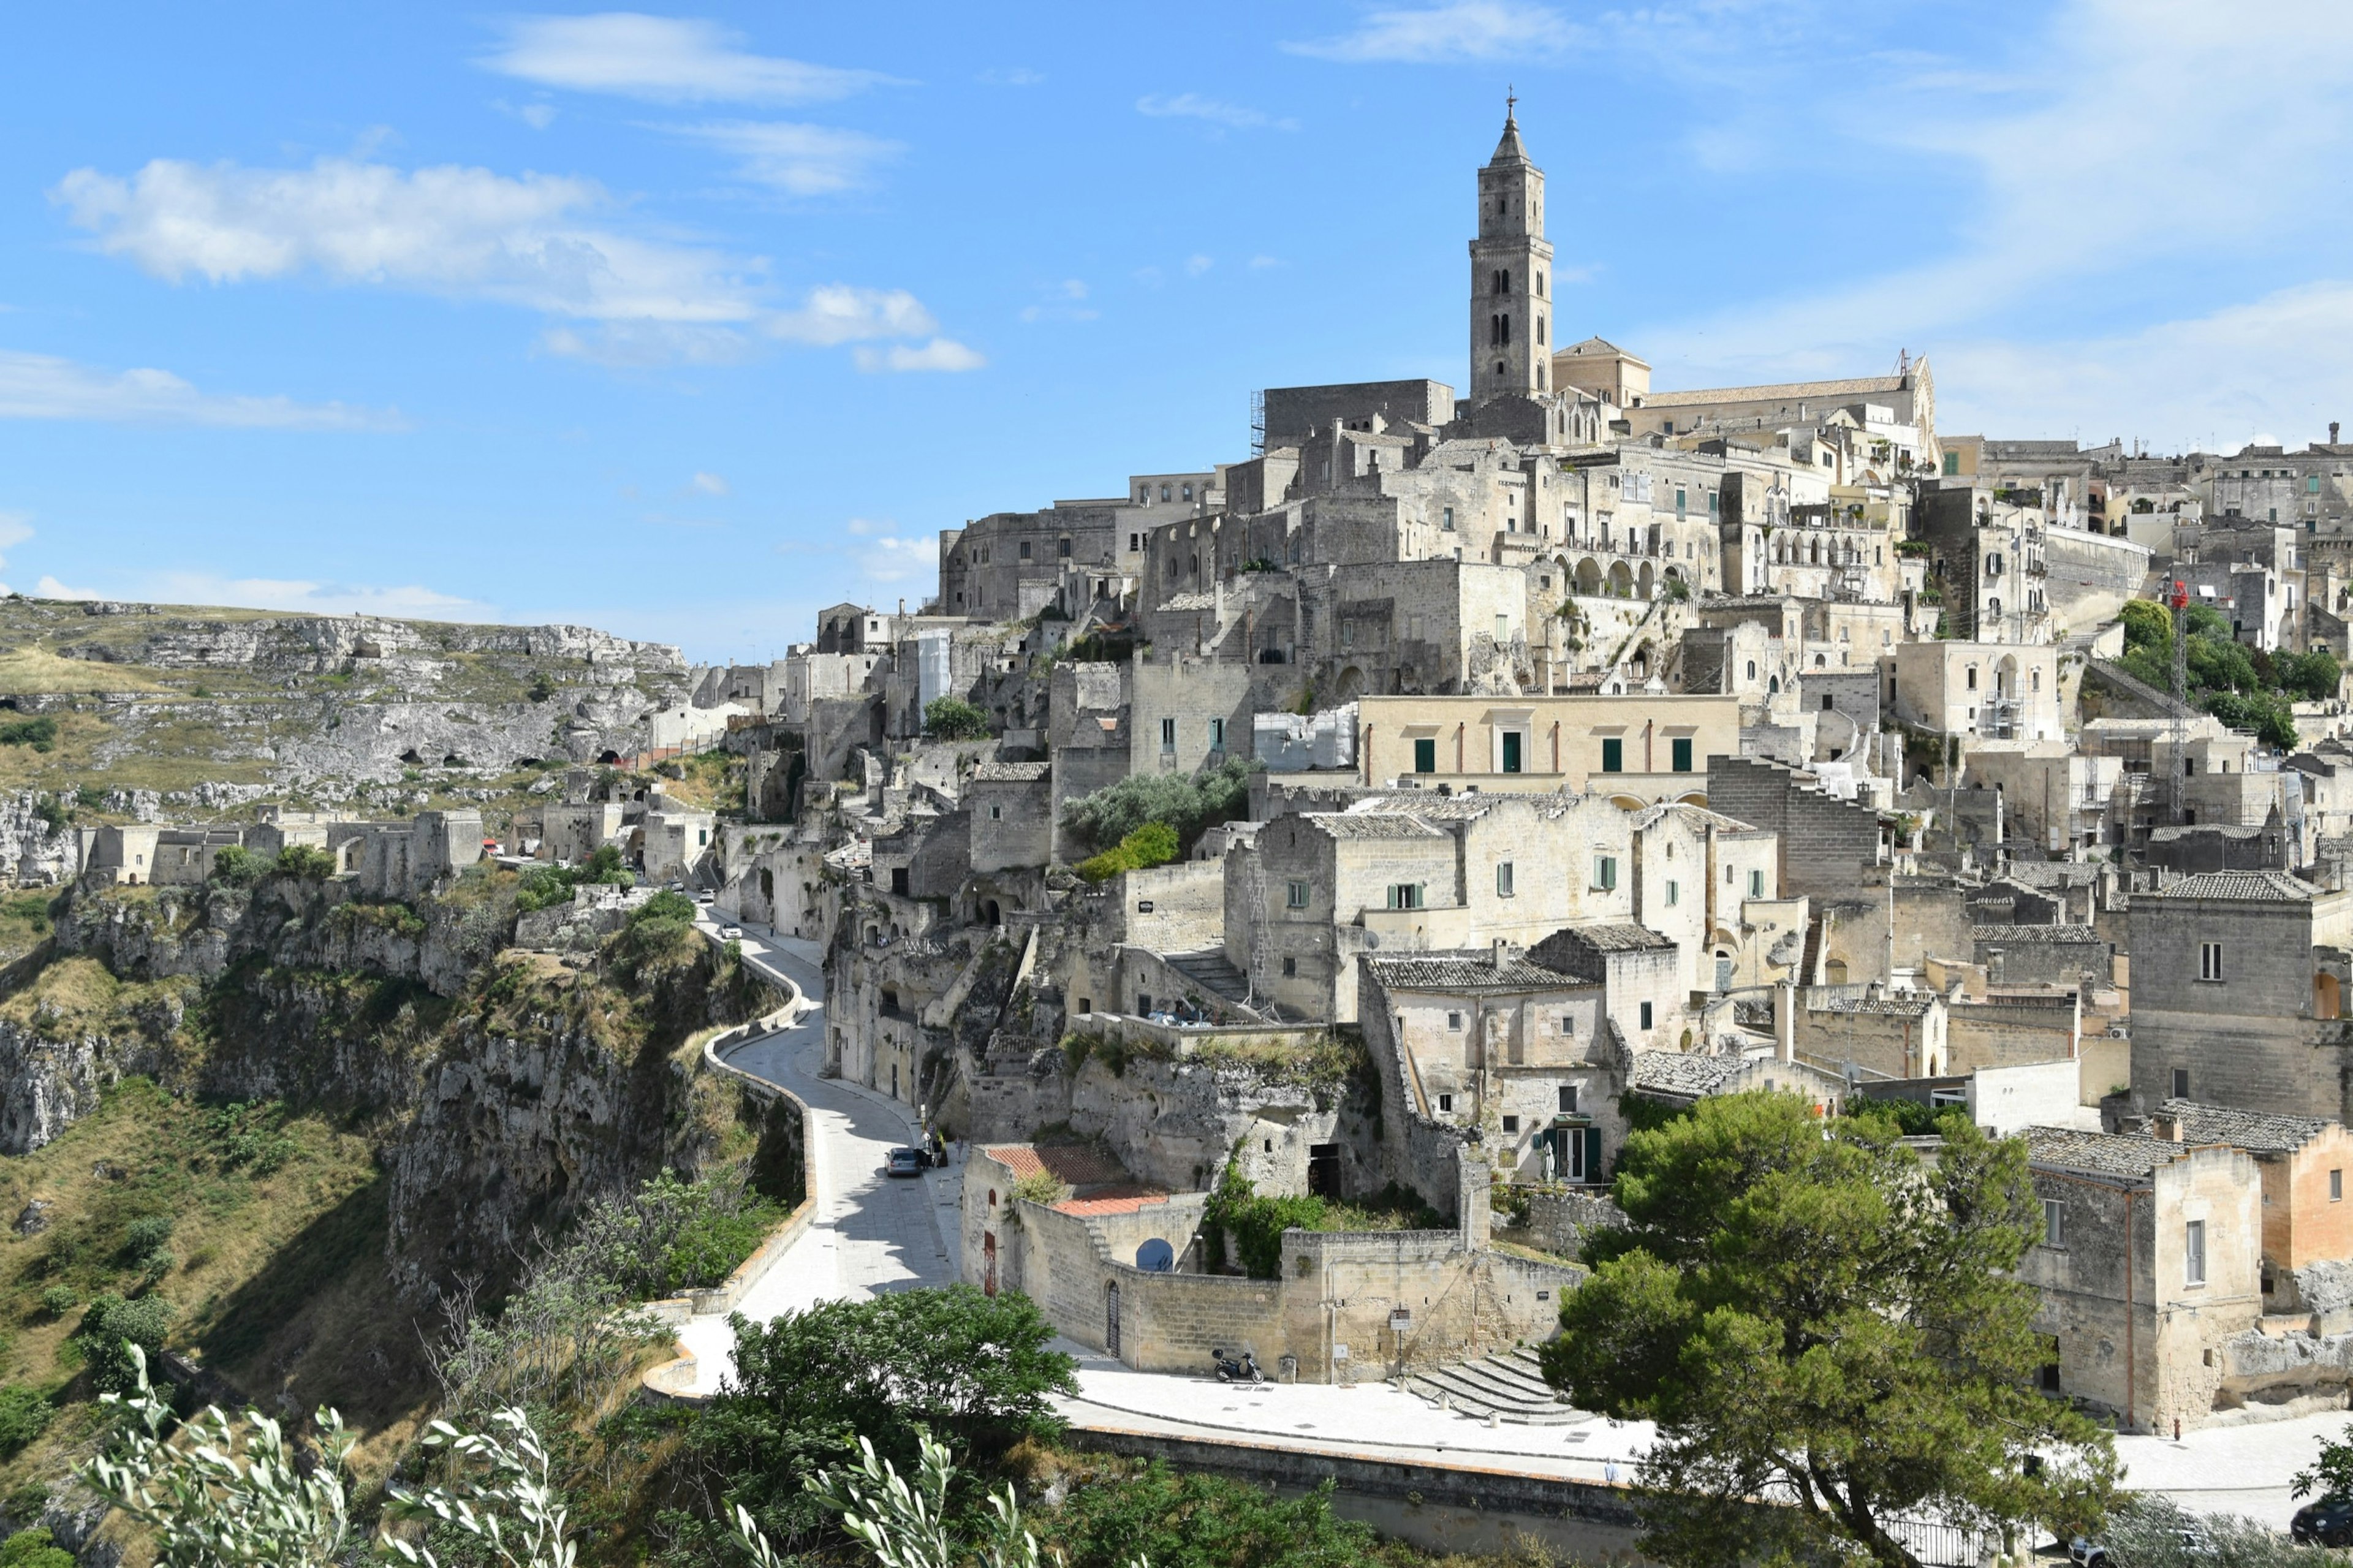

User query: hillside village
[23,112,2353,1473]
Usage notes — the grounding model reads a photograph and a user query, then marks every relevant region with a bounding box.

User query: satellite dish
[1135,1238,1174,1273]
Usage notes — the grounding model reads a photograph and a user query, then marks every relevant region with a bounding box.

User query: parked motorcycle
[1211,1348,1264,1384]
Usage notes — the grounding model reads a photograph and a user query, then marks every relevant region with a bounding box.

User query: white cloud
[146,572,491,619]
[55,157,764,324]
[665,119,901,196]
[768,285,936,346]
[1931,280,2353,454]
[34,576,96,600]
[858,535,933,581]
[56,156,969,369]
[0,513,30,570]
[479,13,889,105]
[1135,94,1298,132]
[690,471,729,495]
[0,349,398,429]
[538,322,759,366]
[1020,279,1096,324]
[493,99,560,130]
[1284,2,1582,64]
[1186,254,1214,278]
[977,67,1044,87]
[854,338,984,373]
[1248,255,1283,270]
[843,517,887,536]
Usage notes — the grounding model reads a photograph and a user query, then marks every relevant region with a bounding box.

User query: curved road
[676,920,960,1395]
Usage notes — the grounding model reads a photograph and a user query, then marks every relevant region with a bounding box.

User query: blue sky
[5,1,2352,659]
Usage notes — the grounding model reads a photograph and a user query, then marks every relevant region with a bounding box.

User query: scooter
[1211,1348,1263,1384]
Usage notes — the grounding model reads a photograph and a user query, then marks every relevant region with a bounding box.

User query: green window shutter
[1601,737,1623,773]
[1582,1127,1603,1184]
[1414,737,1436,773]
[1672,737,1693,773]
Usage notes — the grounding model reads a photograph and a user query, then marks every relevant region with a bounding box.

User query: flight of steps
[1162,948,1250,1006]
[1402,1346,1586,1426]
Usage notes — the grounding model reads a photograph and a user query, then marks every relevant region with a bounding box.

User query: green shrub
[75,1293,173,1395]
[660,1196,784,1292]
[1063,757,1255,858]
[923,696,991,740]
[272,844,336,879]
[0,718,56,752]
[1074,820,1180,883]
[1038,1460,1377,1568]
[513,863,572,913]
[120,1215,175,1260]
[36,1286,74,1319]
[0,1526,73,1568]
[0,1388,52,1457]
[1200,1170,1327,1279]
[207,845,264,888]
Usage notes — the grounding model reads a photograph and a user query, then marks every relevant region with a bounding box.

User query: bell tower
[1469,96,1555,405]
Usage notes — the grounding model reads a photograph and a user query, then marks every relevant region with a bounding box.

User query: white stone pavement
[673,923,961,1395]
[679,926,2348,1529]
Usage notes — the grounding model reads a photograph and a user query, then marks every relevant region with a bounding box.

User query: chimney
[1775,980,1795,1063]
[1492,937,1509,970]
[2153,1112,2185,1143]
[2334,422,2342,446]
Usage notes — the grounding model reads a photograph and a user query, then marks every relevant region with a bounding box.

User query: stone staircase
[1162,948,1250,1006]
[1402,1346,1586,1426]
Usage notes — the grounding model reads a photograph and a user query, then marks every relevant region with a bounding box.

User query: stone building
[2128,870,2353,1121]
[1358,946,1624,1189]
[1354,692,1737,800]
[2021,1127,2263,1434]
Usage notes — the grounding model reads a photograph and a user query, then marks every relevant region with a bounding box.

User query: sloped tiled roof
[971,760,1050,782]
[2157,1099,2334,1154]
[2148,824,2268,843]
[1303,812,1447,841]
[984,1143,1131,1187]
[1971,925,2104,945]
[2024,1126,2167,1180]
[1556,922,1676,953]
[1642,374,1912,410]
[1630,801,1761,834]
[1055,1189,1172,1216]
[2160,870,2317,901]
[1630,1050,1743,1098]
[1365,951,1588,992]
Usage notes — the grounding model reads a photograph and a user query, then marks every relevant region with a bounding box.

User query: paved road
[675,921,961,1395]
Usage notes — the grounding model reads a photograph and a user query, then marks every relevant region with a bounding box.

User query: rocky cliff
[0,871,780,1301]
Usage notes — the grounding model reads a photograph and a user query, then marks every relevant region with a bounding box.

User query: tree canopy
[1061,757,1255,857]
[2117,597,2337,750]
[1540,1092,2116,1568]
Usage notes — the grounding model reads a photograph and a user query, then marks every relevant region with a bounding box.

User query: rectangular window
[1501,731,1523,773]
[1283,956,1297,977]
[1496,862,1515,897]
[1286,880,1309,909]
[1019,540,1032,560]
[1160,717,1176,752]
[1446,1012,1463,1031]
[1442,507,1455,531]
[2174,1067,2191,1099]
[1749,869,1764,898]
[1414,737,1437,773]
[1209,717,1225,749]
[1639,1001,1654,1029]
[1129,532,1142,551]
[1495,613,1510,642]
[989,804,1002,820]
[2044,1199,2065,1248]
[1675,487,1687,518]
[1601,737,1624,773]
[1966,665,1979,691]
[1388,884,1425,910]
[1594,856,1617,892]
[1559,1085,1578,1112]
[1501,1115,1520,1134]
[1438,1093,1453,1112]
[2200,942,2224,982]
[1558,1018,1575,1038]
[1943,452,1960,476]
[2186,1220,2207,1287]
[2335,1169,2344,1203]
[1665,879,1680,907]
[1672,737,1694,773]
[1058,537,1071,558]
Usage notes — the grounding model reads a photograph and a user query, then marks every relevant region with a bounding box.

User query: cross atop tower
[1506,85,1516,118]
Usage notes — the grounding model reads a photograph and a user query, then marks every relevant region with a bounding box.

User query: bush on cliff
[1062,756,1254,858]
[273,844,336,880]
[1073,821,1178,883]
